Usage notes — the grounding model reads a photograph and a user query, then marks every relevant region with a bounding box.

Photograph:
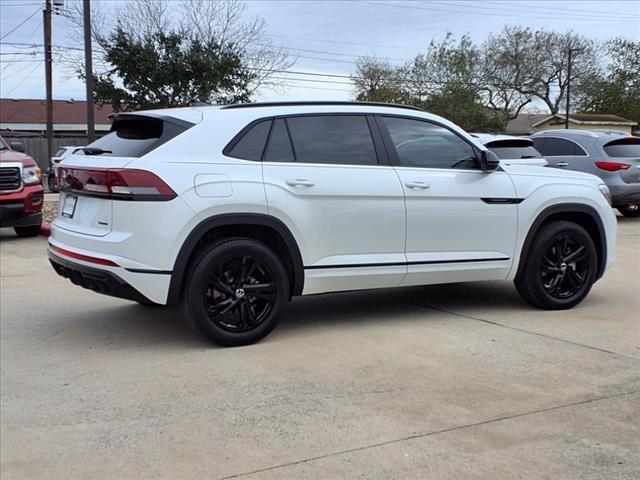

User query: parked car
[0,136,44,237]
[531,130,640,217]
[48,146,84,192]
[472,133,548,167]
[49,102,616,346]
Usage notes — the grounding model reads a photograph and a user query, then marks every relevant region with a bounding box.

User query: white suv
[49,102,617,346]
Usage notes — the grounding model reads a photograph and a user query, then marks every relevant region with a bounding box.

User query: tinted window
[264,119,294,162]
[383,117,477,169]
[87,115,191,158]
[486,140,542,160]
[603,138,640,158]
[54,148,67,157]
[286,115,377,165]
[227,120,272,161]
[537,137,586,156]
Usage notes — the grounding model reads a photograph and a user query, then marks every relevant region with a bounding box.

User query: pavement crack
[400,300,640,362]
[218,390,639,480]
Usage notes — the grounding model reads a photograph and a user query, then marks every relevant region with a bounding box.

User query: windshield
[603,138,640,158]
[486,140,542,160]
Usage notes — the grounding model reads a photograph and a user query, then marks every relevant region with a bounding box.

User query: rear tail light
[594,161,631,172]
[58,168,176,201]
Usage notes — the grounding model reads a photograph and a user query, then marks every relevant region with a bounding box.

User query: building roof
[0,98,114,131]
[505,113,549,135]
[532,113,637,127]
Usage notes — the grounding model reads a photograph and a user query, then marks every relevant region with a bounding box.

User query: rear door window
[285,115,378,165]
[536,137,587,156]
[264,119,294,162]
[603,138,640,157]
[86,115,193,158]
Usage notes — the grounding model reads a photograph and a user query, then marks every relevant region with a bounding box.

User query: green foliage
[94,27,255,111]
[577,38,640,124]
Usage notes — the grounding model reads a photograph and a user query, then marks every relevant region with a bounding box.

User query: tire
[48,174,58,193]
[617,202,640,218]
[515,221,598,310]
[182,237,289,347]
[14,225,41,237]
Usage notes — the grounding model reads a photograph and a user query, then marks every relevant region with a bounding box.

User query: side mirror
[479,150,500,172]
[10,141,25,153]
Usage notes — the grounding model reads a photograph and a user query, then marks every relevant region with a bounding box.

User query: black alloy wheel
[205,255,276,332]
[515,221,597,310]
[183,238,289,346]
[539,235,590,299]
[618,202,640,218]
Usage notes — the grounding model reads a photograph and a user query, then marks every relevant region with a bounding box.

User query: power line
[0,7,41,41]
[0,58,46,63]
[2,60,42,97]
[358,1,640,23]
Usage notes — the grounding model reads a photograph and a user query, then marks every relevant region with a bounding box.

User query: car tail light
[594,161,631,172]
[58,168,176,201]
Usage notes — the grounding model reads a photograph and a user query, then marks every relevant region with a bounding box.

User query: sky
[1,0,639,104]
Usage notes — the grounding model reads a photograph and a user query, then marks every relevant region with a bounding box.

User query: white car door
[262,115,406,295]
[377,115,518,286]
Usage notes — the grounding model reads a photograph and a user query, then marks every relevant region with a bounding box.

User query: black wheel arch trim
[167,213,304,305]
[516,203,607,281]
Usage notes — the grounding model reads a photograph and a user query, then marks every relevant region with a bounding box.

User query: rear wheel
[617,202,640,218]
[515,221,597,310]
[183,238,289,347]
[14,225,41,237]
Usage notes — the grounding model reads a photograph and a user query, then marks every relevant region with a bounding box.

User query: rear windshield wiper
[81,147,112,155]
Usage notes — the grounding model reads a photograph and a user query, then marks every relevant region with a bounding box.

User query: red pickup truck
[0,136,44,237]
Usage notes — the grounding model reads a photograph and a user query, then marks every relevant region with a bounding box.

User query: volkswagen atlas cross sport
[48,102,617,347]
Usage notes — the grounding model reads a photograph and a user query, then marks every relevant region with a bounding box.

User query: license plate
[61,195,77,218]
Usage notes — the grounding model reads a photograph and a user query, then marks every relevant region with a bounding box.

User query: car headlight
[22,166,42,185]
[597,184,611,206]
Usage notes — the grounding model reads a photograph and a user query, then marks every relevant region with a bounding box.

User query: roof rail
[220,101,423,112]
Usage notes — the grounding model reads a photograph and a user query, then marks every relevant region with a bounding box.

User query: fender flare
[166,213,304,305]
[515,203,607,281]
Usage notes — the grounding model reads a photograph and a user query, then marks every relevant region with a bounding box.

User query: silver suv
[531,130,640,217]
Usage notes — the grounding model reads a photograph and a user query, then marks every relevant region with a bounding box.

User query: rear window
[603,138,640,158]
[54,148,67,157]
[486,140,542,160]
[85,115,193,158]
[286,115,378,165]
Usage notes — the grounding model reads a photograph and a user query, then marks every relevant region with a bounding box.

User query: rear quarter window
[85,115,193,158]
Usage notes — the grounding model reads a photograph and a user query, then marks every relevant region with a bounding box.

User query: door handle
[285,179,315,187]
[405,181,431,189]
[556,162,569,167]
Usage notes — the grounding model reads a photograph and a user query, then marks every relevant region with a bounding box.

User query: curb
[40,223,51,238]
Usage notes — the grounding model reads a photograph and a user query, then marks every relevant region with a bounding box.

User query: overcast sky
[1,0,639,103]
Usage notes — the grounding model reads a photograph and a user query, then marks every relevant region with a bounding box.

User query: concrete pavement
[1,217,638,479]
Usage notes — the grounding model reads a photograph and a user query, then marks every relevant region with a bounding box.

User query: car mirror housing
[479,150,500,172]
[10,141,26,153]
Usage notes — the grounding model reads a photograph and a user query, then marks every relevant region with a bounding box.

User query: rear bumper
[609,184,640,207]
[48,250,154,304]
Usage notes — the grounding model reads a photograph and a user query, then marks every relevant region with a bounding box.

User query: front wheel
[515,221,597,310]
[14,225,41,237]
[182,238,289,347]
[617,202,640,218]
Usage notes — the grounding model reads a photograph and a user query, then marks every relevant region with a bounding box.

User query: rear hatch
[56,113,196,237]
[602,137,640,184]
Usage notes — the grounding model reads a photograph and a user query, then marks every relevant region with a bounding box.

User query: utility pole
[83,0,95,143]
[43,0,53,163]
[565,47,583,129]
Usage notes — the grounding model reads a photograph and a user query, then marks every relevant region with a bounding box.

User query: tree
[577,38,640,124]
[351,57,405,103]
[61,0,293,102]
[93,27,254,111]
[482,27,598,115]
